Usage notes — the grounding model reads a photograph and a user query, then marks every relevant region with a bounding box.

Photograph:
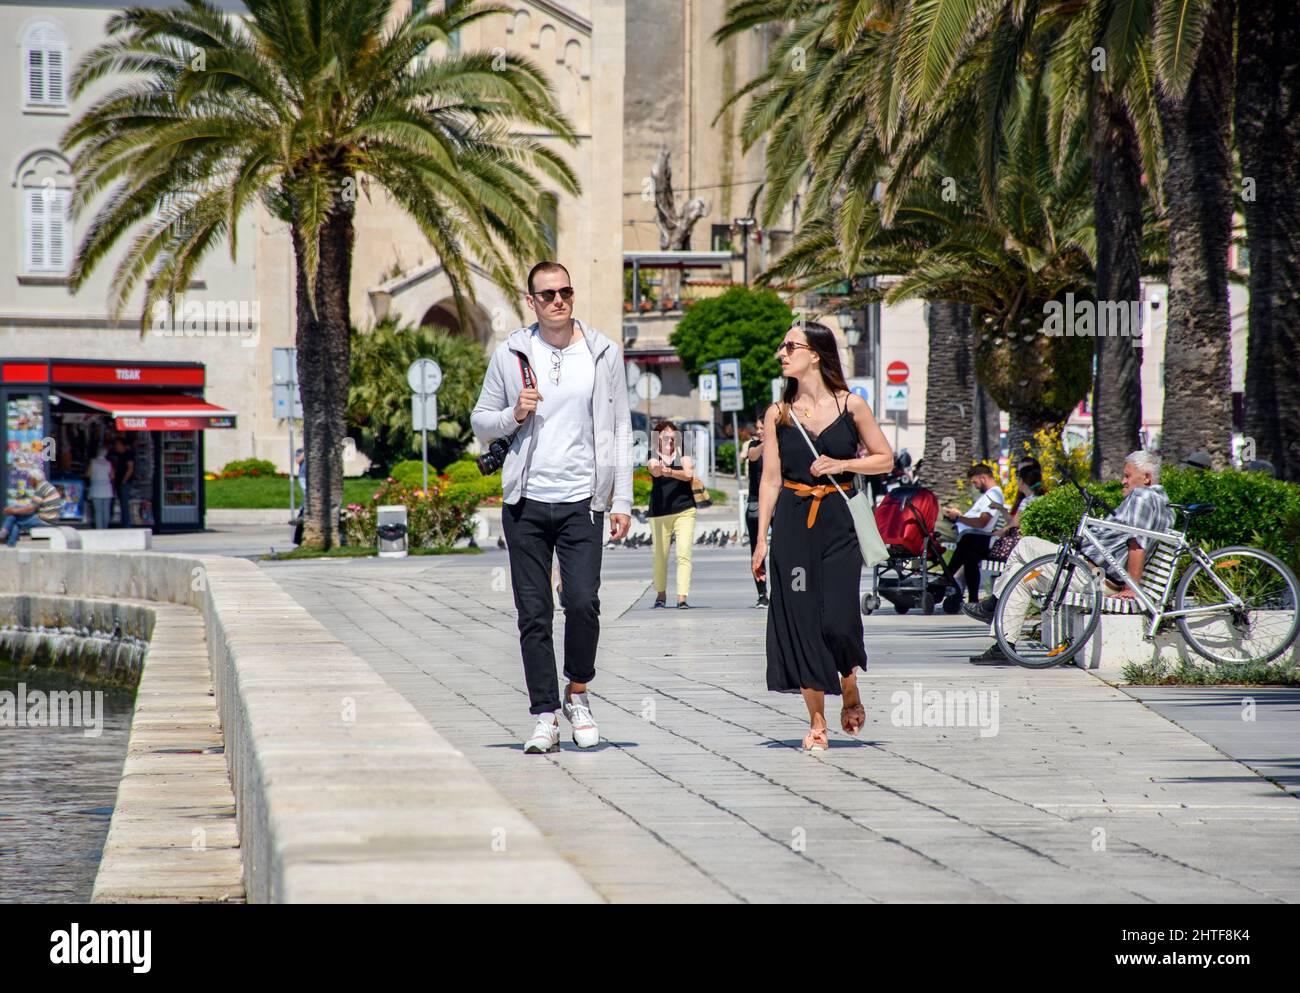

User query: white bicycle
[993,483,1300,668]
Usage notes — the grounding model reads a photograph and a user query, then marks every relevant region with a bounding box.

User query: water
[0,664,135,902]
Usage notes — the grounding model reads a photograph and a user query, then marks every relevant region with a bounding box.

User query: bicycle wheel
[1174,546,1300,664]
[994,553,1103,668]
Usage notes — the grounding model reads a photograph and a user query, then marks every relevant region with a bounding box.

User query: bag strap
[787,405,854,507]
[503,349,537,443]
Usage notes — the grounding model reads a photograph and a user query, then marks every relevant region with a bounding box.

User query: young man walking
[471,262,633,753]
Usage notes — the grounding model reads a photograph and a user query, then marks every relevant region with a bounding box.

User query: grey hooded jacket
[470,320,634,517]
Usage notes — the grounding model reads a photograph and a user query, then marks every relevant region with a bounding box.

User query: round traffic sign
[886,361,909,384]
[407,358,443,395]
[635,372,662,400]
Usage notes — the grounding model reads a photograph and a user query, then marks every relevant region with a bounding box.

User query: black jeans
[115,483,132,527]
[502,497,603,715]
[950,532,993,602]
[745,509,766,596]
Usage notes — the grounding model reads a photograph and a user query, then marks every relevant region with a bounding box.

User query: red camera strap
[517,352,536,390]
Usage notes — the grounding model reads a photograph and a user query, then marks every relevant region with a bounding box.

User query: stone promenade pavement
[266,547,1300,903]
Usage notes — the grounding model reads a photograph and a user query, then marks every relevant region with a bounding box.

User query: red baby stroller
[863,484,962,615]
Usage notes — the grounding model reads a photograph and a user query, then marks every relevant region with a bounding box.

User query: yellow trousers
[652,507,697,597]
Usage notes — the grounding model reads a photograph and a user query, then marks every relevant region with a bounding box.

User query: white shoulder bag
[789,406,889,568]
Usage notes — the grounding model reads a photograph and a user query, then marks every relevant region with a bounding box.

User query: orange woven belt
[782,479,839,528]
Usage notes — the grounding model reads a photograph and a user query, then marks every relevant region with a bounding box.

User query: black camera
[476,436,512,476]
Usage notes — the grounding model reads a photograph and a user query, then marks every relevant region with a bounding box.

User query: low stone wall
[0,593,152,687]
[0,551,599,903]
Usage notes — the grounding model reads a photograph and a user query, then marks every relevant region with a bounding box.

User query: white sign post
[714,358,746,532]
[273,347,302,515]
[407,358,442,492]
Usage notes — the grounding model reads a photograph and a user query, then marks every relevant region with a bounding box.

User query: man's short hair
[653,420,678,433]
[527,261,570,295]
[1126,450,1161,482]
[968,463,995,479]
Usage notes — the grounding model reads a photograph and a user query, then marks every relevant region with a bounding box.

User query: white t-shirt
[88,457,114,499]
[957,485,1004,536]
[524,330,595,503]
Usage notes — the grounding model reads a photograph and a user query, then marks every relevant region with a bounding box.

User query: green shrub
[343,476,484,549]
[1019,467,1300,575]
[1019,480,1124,542]
[441,459,482,484]
[220,457,279,478]
[716,442,736,475]
[633,468,652,507]
[390,459,438,487]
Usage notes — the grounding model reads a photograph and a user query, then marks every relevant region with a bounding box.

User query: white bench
[1051,543,1185,670]
[31,526,152,551]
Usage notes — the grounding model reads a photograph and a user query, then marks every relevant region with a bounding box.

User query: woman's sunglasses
[775,341,811,356]
[531,286,574,304]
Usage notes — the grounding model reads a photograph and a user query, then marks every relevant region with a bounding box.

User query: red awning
[56,391,237,431]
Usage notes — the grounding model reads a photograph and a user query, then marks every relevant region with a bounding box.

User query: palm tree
[1236,0,1300,481]
[763,77,1098,455]
[1152,0,1236,467]
[62,0,579,546]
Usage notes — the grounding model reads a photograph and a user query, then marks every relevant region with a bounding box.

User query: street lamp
[838,310,861,347]
[734,217,756,287]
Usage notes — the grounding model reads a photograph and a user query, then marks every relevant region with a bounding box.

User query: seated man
[1,468,65,547]
[964,450,1172,664]
[943,463,1005,604]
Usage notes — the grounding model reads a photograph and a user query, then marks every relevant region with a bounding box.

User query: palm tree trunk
[919,300,973,507]
[1155,0,1236,468]
[1090,88,1145,479]
[1237,0,1300,481]
[972,384,1000,463]
[293,201,356,549]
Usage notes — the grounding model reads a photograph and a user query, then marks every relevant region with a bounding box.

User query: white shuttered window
[23,22,68,109]
[25,188,71,274]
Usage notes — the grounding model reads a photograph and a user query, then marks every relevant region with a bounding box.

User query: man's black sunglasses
[530,286,574,304]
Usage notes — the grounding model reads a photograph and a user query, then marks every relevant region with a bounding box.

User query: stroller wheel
[942,593,962,615]
[894,598,911,615]
[861,593,874,615]
[921,592,936,615]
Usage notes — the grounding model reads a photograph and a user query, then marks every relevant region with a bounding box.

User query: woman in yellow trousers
[647,421,697,608]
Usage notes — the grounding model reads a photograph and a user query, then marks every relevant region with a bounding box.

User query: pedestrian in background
[108,436,136,527]
[86,447,115,529]
[648,420,697,608]
[743,419,769,607]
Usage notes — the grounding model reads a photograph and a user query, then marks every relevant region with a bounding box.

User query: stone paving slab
[92,601,245,904]
[268,547,1300,904]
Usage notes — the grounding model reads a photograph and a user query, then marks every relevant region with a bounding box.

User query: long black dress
[766,397,867,694]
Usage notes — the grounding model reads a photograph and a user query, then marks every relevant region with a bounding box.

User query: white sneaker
[562,691,599,748]
[524,714,560,754]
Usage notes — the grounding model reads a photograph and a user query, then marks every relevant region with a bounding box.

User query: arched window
[16,151,73,275]
[23,22,68,109]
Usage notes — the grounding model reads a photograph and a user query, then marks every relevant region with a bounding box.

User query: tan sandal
[802,726,829,752]
[841,703,866,736]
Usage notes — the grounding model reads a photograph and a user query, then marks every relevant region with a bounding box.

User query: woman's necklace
[796,391,830,418]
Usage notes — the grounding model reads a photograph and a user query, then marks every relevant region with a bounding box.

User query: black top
[747,443,764,502]
[775,396,858,488]
[649,454,694,517]
[108,449,135,484]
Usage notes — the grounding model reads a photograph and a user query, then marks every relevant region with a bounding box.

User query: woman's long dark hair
[778,320,849,424]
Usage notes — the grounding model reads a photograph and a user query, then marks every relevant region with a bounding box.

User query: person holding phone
[647,420,697,608]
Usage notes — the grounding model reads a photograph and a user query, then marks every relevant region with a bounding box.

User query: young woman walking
[648,421,698,608]
[751,322,892,750]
